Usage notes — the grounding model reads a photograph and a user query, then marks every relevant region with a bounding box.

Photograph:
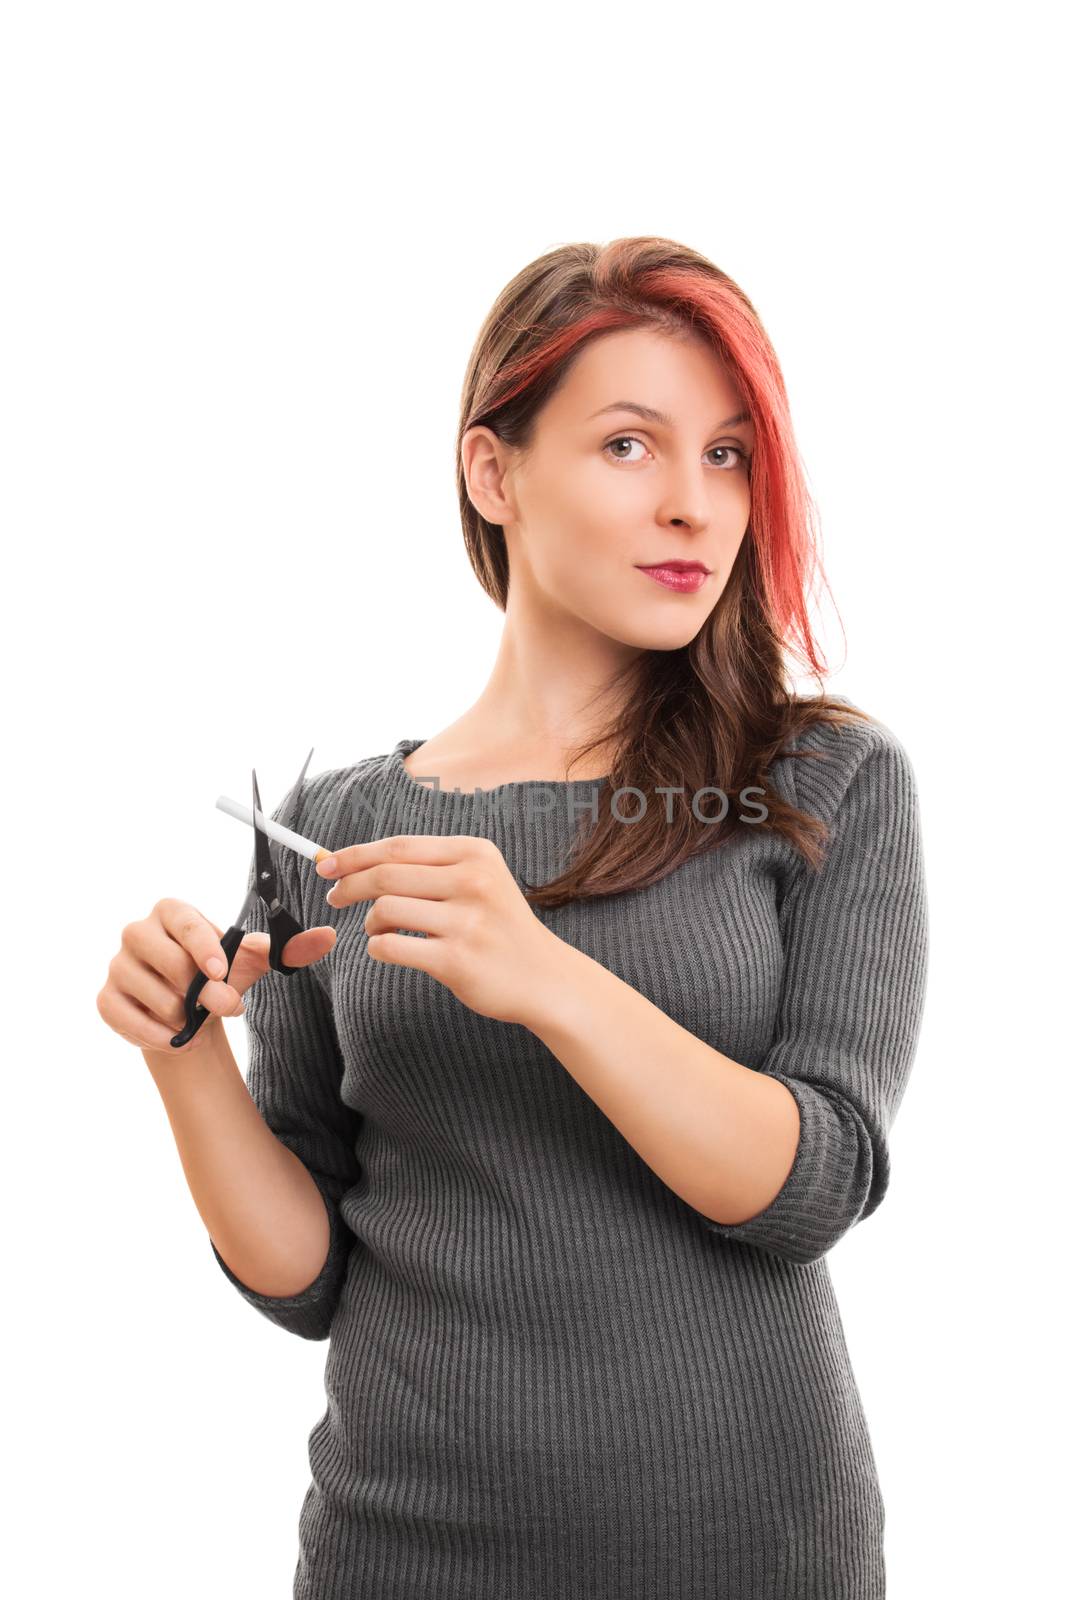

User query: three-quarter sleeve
[210,787,363,1341]
[699,720,929,1266]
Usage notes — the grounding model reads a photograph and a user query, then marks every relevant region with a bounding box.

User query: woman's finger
[363,894,449,939]
[326,859,471,910]
[317,832,494,884]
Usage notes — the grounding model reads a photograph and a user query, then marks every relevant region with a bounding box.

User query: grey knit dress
[210,703,929,1599]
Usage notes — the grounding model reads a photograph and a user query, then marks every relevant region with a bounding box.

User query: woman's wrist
[513,932,589,1034]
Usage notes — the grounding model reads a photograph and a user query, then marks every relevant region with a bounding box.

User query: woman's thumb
[228,930,272,994]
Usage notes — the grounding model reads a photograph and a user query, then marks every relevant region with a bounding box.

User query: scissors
[170,748,315,1049]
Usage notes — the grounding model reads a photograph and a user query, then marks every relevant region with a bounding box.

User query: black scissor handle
[266,901,305,975]
[170,923,248,1049]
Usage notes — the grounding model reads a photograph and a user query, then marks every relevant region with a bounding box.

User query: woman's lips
[637,564,709,593]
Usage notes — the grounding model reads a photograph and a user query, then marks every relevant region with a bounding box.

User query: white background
[4,2,1062,1594]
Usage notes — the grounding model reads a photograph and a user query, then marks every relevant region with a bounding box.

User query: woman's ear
[463,425,516,527]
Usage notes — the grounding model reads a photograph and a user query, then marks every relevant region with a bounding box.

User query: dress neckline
[389,737,610,800]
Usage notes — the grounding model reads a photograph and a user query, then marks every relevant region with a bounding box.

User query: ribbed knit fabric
[210,700,929,1599]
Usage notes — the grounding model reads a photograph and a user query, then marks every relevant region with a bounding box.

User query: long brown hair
[455,236,873,908]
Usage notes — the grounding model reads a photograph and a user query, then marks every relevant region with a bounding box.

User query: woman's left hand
[315,834,566,1026]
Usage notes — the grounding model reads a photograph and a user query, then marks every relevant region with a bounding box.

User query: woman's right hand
[97,898,338,1056]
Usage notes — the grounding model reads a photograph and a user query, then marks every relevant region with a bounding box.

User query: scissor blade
[285,747,315,824]
[251,768,277,902]
[247,752,314,917]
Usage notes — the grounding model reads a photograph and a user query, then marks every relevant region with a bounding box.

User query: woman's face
[466,326,755,652]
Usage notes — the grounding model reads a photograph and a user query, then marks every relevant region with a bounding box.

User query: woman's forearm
[521,938,800,1225]
[142,1028,332,1298]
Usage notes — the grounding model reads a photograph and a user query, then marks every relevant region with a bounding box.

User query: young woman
[101,236,929,1598]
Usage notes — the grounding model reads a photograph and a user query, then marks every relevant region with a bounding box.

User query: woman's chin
[595,611,713,653]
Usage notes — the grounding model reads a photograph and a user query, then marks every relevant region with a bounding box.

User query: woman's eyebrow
[587,401,752,430]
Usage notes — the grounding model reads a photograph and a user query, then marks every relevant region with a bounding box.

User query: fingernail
[207,957,225,977]
[325,886,339,906]
[317,856,338,875]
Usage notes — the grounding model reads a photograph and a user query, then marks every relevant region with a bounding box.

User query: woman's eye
[708,445,748,469]
[604,435,651,463]
[604,436,749,469]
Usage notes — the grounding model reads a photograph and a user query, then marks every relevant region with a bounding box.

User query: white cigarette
[215,795,329,863]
